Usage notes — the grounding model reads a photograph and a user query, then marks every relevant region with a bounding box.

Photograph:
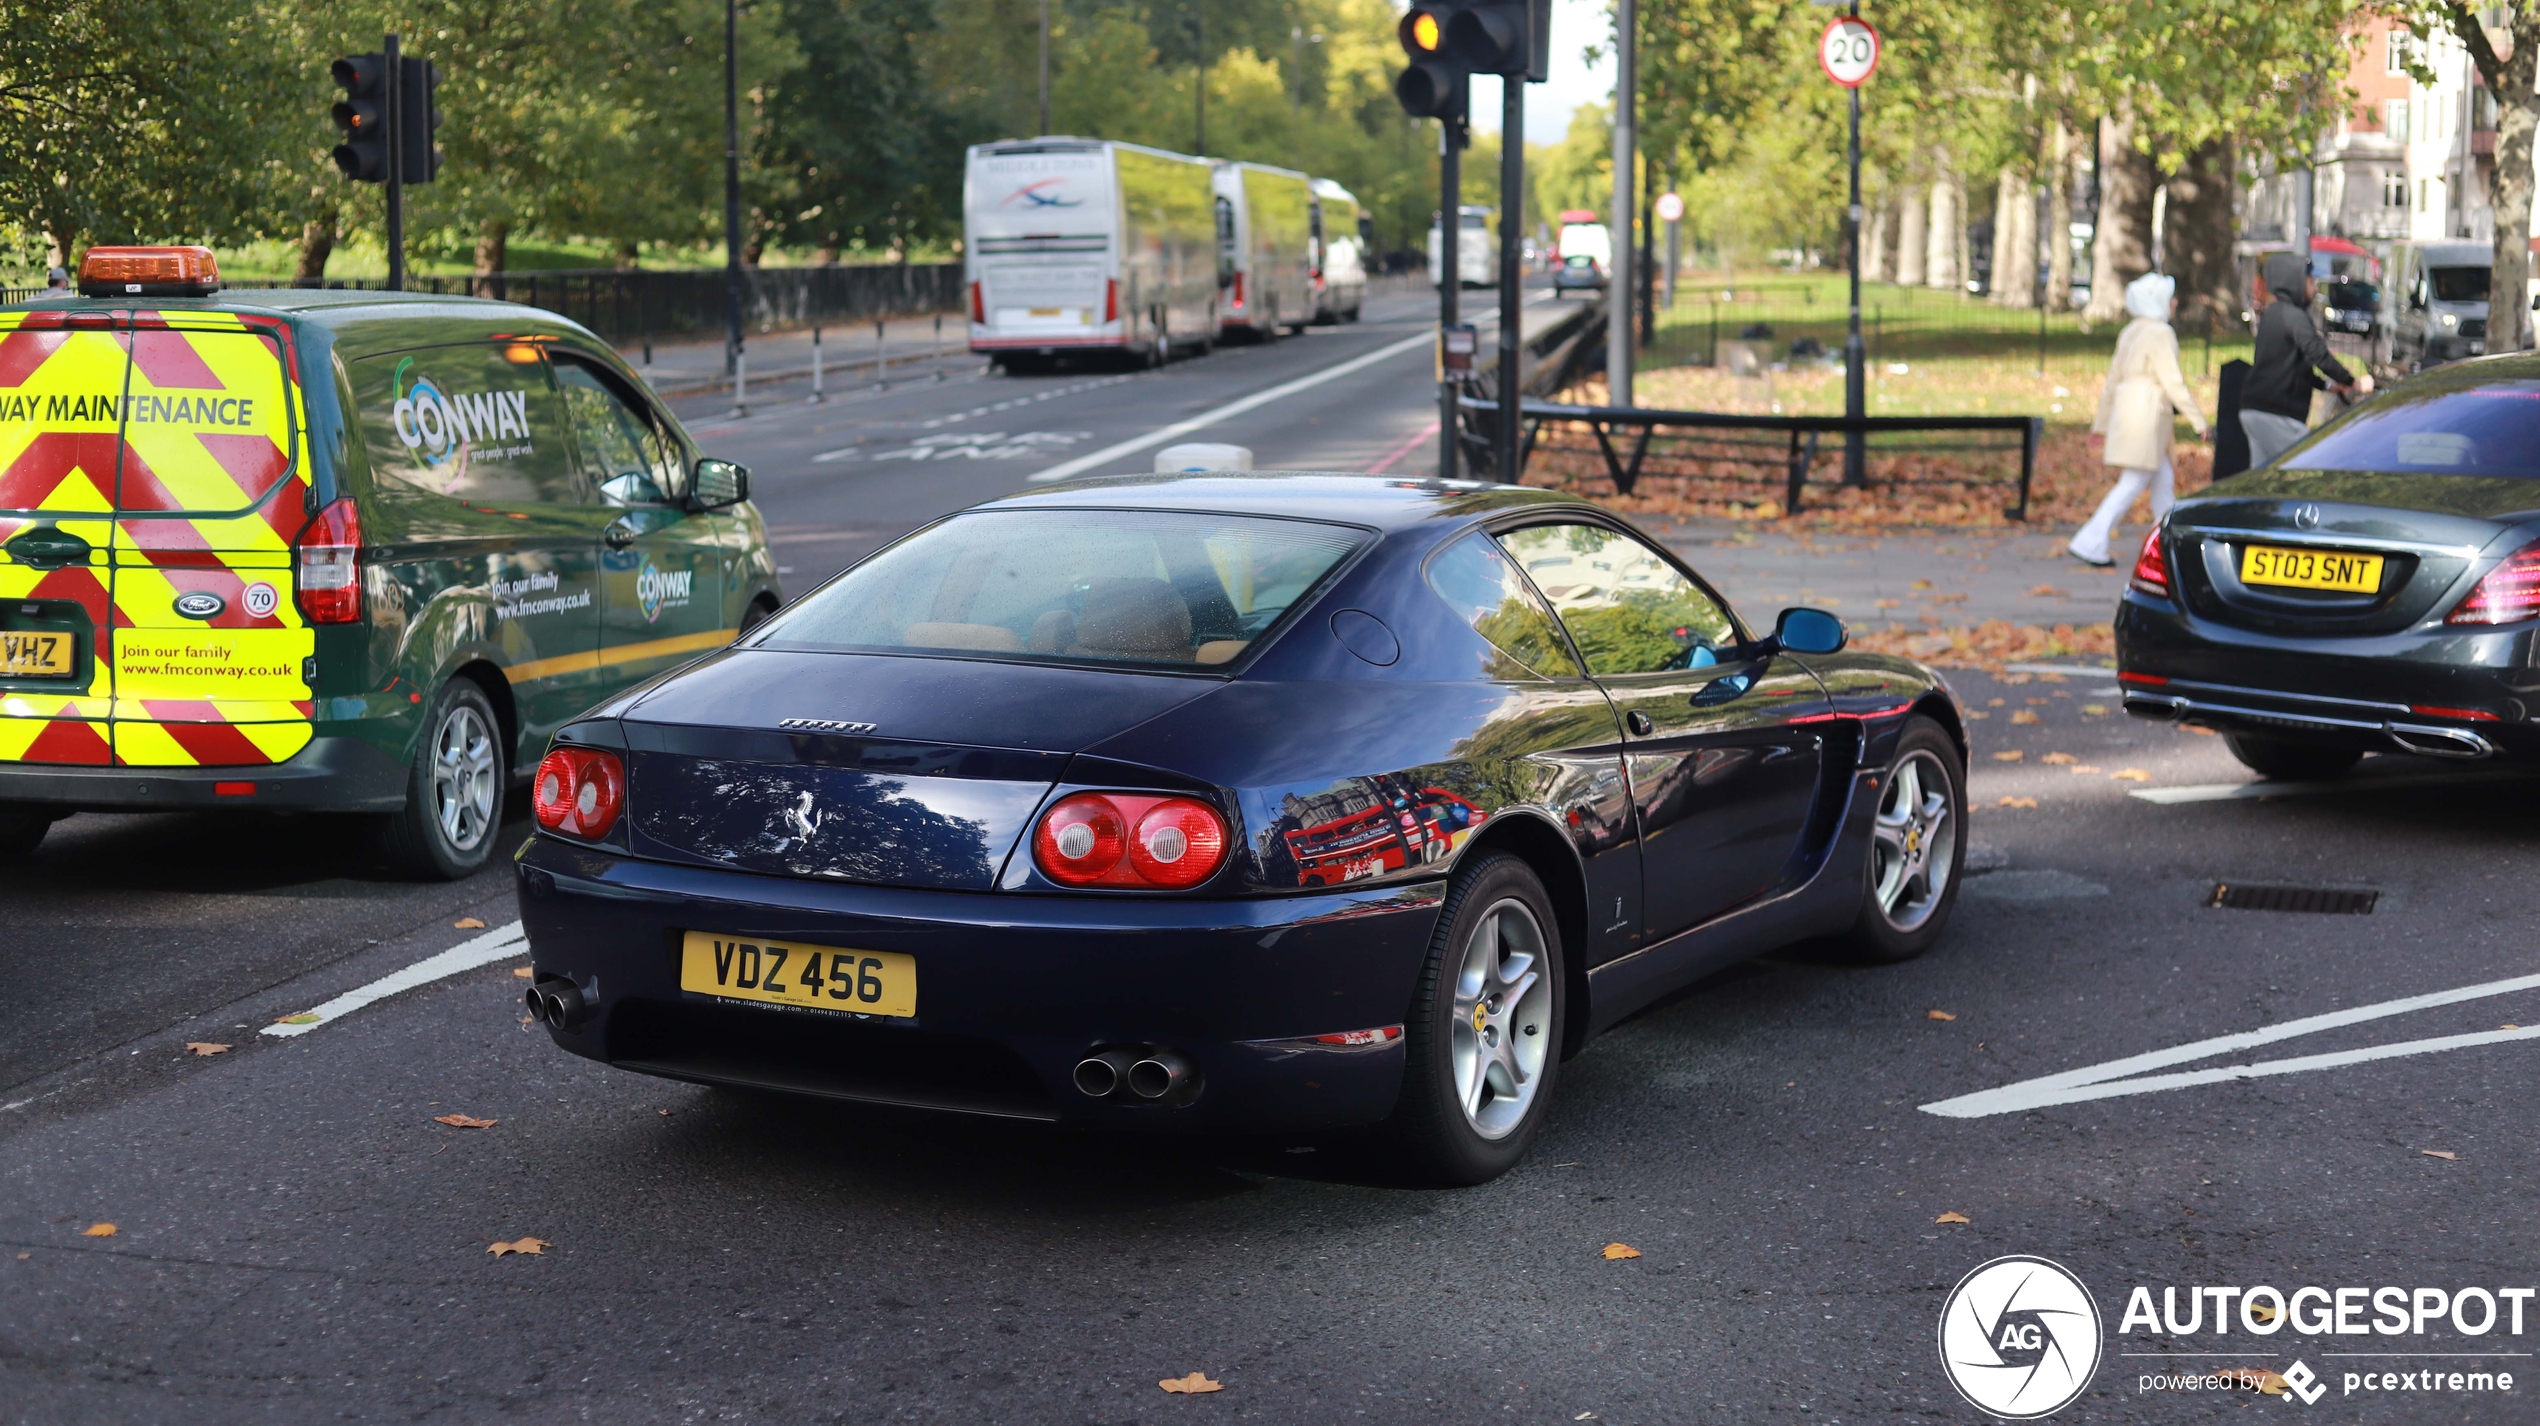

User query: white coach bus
[964,137,1219,372]
[1428,206,1495,288]
[1213,161,1316,341]
[1309,178,1369,325]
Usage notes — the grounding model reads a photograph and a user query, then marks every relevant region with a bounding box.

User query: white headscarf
[2124,271,2176,321]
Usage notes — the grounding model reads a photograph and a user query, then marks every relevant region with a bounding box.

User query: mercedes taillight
[534,746,625,841]
[294,497,363,623]
[2129,525,2170,598]
[1033,792,1229,890]
[2446,541,2540,625]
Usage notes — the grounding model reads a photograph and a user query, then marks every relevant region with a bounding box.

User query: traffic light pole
[1438,104,1462,481]
[1496,76,1522,482]
[1841,2,1866,487]
[723,0,747,416]
[384,32,404,293]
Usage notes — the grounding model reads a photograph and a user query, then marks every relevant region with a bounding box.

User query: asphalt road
[5,297,2538,1420]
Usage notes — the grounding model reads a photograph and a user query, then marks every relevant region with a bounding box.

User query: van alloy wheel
[431,703,500,853]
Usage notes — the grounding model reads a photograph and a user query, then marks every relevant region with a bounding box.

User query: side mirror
[1769,606,1847,656]
[688,457,749,512]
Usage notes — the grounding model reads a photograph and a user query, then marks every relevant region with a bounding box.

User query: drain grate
[2208,883,2379,914]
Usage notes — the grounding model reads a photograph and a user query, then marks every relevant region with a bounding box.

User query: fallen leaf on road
[1927,1010,1956,1021]
[1965,710,1990,720]
[2026,584,2068,598]
[1876,598,1900,609]
[2505,1024,2522,1031]
[1158,1372,1223,1394]
[454,917,486,929]
[1996,795,2038,808]
[2011,710,2040,725]
[2183,724,2217,735]
[1991,750,2024,762]
[487,1237,547,1256]
[2069,765,2102,775]
[433,1114,497,1129]
[2109,768,2151,781]
[1986,697,2006,707]
[1934,1212,1971,1225]
[1601,1243,1643,1260]
[2024,697,2050,705]
[2042,752,2077,765]
[1910,579,1932,591]
[2422,1150,2458,1161]
[513,966,533,979]
[81,1223,116,1237]
[184,1042,230,1057]
[2247,1301,2280,1325]
[2082,703,2108,715]
[275,1013,319,1025]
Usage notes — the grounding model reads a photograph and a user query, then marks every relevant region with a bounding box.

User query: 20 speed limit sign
[1818,17,1879,88]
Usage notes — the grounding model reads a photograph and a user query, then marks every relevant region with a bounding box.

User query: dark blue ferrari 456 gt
[515,474,1968,1183]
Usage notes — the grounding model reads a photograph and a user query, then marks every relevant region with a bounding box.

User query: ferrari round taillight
[2447,541,2540,625]
[1128,799,1228,888]
[533,746,624,840]
[1033,792,1228,889]
[2129,524,2170,597]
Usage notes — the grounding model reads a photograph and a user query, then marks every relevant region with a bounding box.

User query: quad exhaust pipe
[1073,1046,1198,1103]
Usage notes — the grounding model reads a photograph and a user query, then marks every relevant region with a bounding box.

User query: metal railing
[1451,294,1608,477]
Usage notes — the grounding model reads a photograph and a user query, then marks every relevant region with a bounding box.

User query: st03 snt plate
[2240,543,2385,594]
[0,630,72,677]
[679,931,916,1019]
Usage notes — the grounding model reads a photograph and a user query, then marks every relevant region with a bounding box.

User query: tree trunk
[614,241,640,270]
[294,208,337,286]
[1862,195,1890,283]
[2083,109,2156,325]
[1895,184,1928,286]
[1925,166,1959,291]
[2492,13,2540,351]
[474,220,509,276]
[1952,169,1973,294]
[2165,136,2241,337]
[2045,120,2074,312]
[46,218,79,276]
[1995,168,2039,307]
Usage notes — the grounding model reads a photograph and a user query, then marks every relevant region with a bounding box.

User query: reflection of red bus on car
[1285,783,1488,886]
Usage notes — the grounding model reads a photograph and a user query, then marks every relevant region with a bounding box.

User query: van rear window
[0,318,294,515]
[749,508,1367,669]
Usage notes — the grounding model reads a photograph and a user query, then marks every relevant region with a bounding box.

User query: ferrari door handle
[1626,710,1654,736]
[1690,672,1755,706]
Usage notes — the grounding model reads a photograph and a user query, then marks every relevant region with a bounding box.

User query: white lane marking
[1920,968,2540,1118]
[2130,767,2537,805]
[2001,663,2113,676]
[260,921,528,1038]
[1022,330,1437,484]
[808,374,1138,461]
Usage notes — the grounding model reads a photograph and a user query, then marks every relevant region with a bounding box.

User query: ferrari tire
[380,678,506,880]
[1385,851,1565,1185]
[2225,734,2361,781]
[1838,715,1965,964]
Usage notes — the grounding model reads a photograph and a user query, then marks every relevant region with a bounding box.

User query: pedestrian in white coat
[2069,272,2209,566]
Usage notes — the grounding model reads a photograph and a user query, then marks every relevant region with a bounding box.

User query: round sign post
[1654,192,1684,224]
[1818,17,1879,88]
[1821,14,1878,486]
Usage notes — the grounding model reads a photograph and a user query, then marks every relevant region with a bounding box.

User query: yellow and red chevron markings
[0,309,315,767]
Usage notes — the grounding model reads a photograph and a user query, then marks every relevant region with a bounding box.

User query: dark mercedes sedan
[2118,356,2540,777]
[513,474,1967,1183]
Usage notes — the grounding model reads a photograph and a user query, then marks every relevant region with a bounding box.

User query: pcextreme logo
[1938,1256,2103,1419]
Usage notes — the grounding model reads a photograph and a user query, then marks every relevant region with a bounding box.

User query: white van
[1309,178,1369,325]
[1215,162,1316,340]
[1554,220,1612,296]
[1427,206,1495,288]
[964,137,1219,372]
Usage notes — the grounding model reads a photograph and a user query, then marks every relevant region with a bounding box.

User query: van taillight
[1104,278,1119,323]
[533,746,624,841]
[969,280,986,323]
[1033,791,1228,890]
[294,497,363,624]
[1231,273,1246,310]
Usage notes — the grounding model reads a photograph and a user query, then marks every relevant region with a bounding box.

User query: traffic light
[1394,4,1468,121]
[1445,0,1551,82]
[330,54,388,182]
[400,57,442,184]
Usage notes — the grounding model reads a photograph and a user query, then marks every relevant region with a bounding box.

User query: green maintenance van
[0,247,779,876]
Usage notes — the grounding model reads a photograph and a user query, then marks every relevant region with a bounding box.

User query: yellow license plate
[2240,544,2385,594]
[679,931,916,1018]
[0,630,73,677]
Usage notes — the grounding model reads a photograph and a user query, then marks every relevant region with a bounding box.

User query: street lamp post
[724,0,746,416]
[1843,24,1865,486]
[1607,0,1635,408]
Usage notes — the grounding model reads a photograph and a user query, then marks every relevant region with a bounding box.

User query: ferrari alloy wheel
[381,678,507,880]
[1841,715,1965,963]
[1387,851,1565,1184]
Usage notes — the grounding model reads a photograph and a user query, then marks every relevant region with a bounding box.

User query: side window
[353,342,584,505]
[552,356,680,506]
[1497,523,1738,677]
[1425,532,1583,680]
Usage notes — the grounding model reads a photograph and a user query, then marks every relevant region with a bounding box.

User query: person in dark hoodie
[2240,250,2372,467]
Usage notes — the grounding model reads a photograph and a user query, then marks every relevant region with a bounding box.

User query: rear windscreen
[0,319,294,515]
[2283,379,2540,477]
[2429,267,2489,302]
[749,508,1367,669]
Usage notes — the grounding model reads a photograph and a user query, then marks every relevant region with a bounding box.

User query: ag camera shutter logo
[1938,1255,2103,1418]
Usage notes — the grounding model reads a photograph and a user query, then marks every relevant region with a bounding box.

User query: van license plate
[0,631,73,677]
[679,931,916,1019]
[2240,544,2384,594]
